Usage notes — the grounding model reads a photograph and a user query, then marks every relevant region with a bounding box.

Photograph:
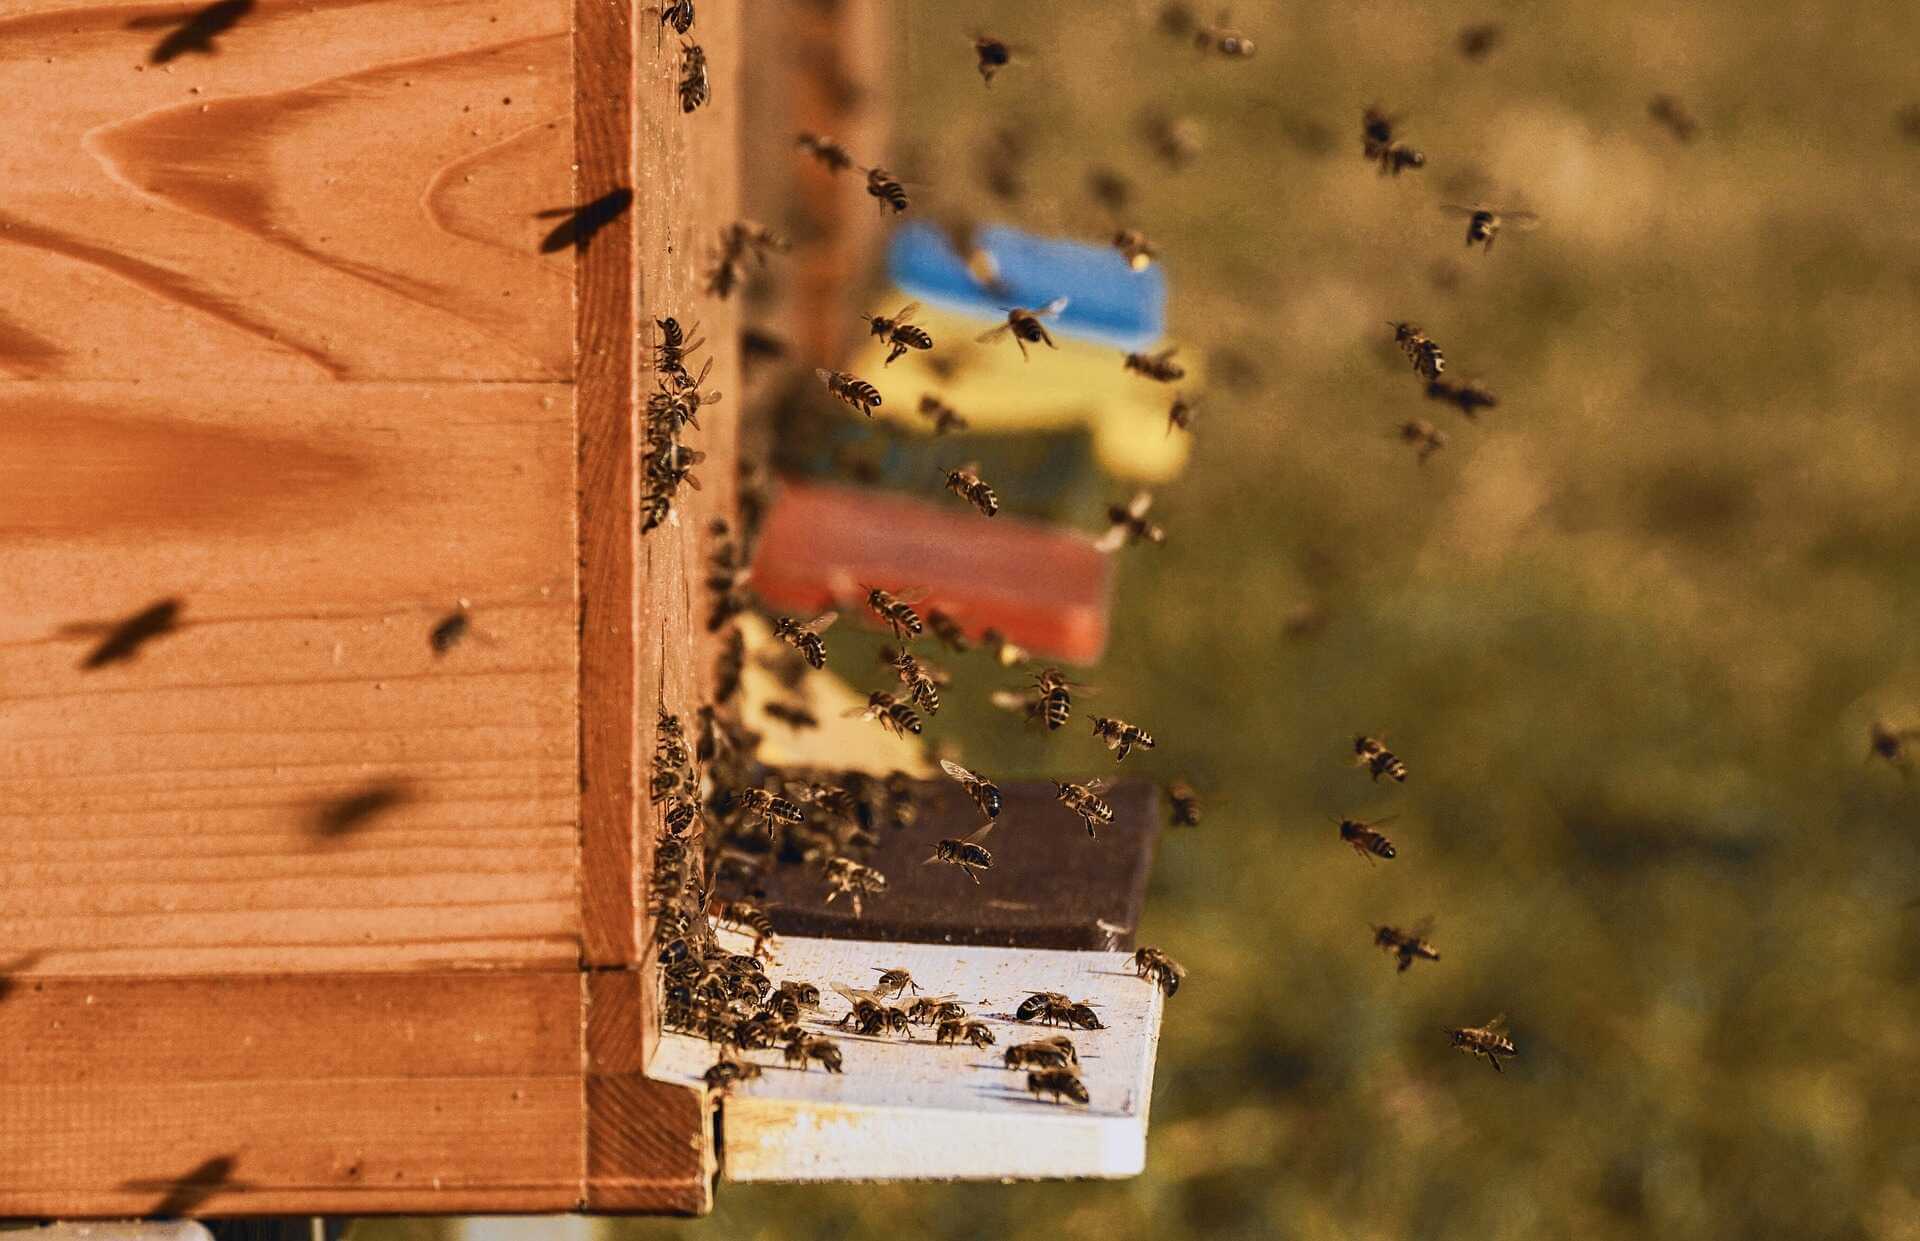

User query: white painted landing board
[645,936,1167,1182]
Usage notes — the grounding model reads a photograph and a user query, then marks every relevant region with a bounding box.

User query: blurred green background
[385,0,1920,1236]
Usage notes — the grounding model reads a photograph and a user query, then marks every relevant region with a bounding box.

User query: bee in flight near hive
[1123,347,1185,382]
[1441,204,1539,252]
[1015,992,1106,1030]
[1192,11,1255,56]
[1004,1036,1078,1070]
[782,1031,844,1073]
[796,130,854,172]
[1389,321,1446,380]
[1094,491,1167,552]
[1091,715,1156,762]
[762,700,819,731]
[1372,919,1441,973]
[1457,21,1502,59]
[677,41,709,113]
[861,302,935,366]
[861,165,910,214]
[818,368,883,416]
[1648,94,1699,143]
[942,462,1000,516]
[771,611,837,669]
[658,0,693,35]
[737,787,806,835]
[1113,228,1157,270]
[1398,419,1448,464]
[924,608,972,652]
[845,691,923,737]
[993,666,1082,730]
[1132,946,1186,996]
[1054,778,1115,837]
[821,856,887,917]
[973,32,1016,85]
[1446,1013,1518,1073]
[940,758,1003,822]
[706,221,788,300]
[1165,393,1199,435]
[976,298,1069,360]
[1870,720,1919,773]
[981,628,1028,667]
[864,587,926,639]
[918,394,969,435]
[1337,815,1398,862]
[1426,376,1498,419]
[882,645,946,714]
[1362,105,1424,174]
[924,822,995,884]
[1167,780,1202,828]
[1353,735,1407,783]
[938,1018,996,1048]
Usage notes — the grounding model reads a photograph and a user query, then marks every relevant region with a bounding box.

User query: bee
[1426,376,1498,419]
[713,900,777,958]
[738,787,807,834]
[1038,667,1082,730]
[702,1052,760,1094]
[1091,715,1156,761]
[1113,229,1157,271]
[783,1032,845,1073]
[1165,393,1199,435]
[777,980,822,1009]
[903,994,966,1025]
[1139,110,1204,169]
[661,795,702,840]
[1398,418,1448,464]
[1054,778,1115,838]
[652,316,705,386]
[1087,166,1135,213]
[1457,22,1502,59]
[677,41,709,113]
[942,462,1000,517]
[1441,204,1539,252]
[713,628,744,704]
[429,609,469,655]
[1337,815,1398,862]
[978,125,1030,202]
[938,1018,997,1048]
[939,759,1003,822]
[1372,919,1441,973]
[973,33,1014,85]
[1362,106,1424,174]
[817,368,883,417]
[1389,322,1446,380]
[796,130,854,173]
[861,302,935,366]
[1446,1013,1518,1073]
[924,823,995,884]
[1167,780,1202,828]
[1193,13,1255,56]
[844,691,923,738]
[1015,991,1098,1027]
[1004,1036,1078,1070]
[834,986,913,1038]
[861,165,910,214]
[772,611,837,669]
[1094,491,1166,553]
[1123,347,1185,383]
[883,645,945,714]
[865,587,926,640]
[1132,946,1186,996]
[763,700,820,730]
[980,628,1029,668]
[659,0,693,35]
[821,856,887,917]
[917,394,969,435]
[926,608,972,652]
[975,298,1069,360]
[1868,720,1919,773]
[1353,735,1407,783]
[1648,94,1699,143]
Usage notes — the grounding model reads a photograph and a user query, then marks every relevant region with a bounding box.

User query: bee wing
[1092,525,1129,554]
[975,321,1014,344]
[962,821,996,844]
[1485,1012,1509,1034]
[895,302,922,321]
[814,367,838,385]
[840,703,880,720]
[939,757,981,784]
[1037,297,1071,318]
[917,993,961,1006]
[803,611,839,634]
[1081,778,1110,794]
[1126,490,1155,519]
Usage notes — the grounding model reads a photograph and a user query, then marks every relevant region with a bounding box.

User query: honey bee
[772,611,837,669]
[862,302,935,366]
[883,645,946,714]
[1457,22,1502,59]
[821,855,887,917]
[1167,780,1202,828]
[1094,491,1166,553]
[973,33,1015,85]
[865,587,926,640]
[1426,376,1498,419]
[1003,1036,1078,1070]
[924,823,995,883]
[1055,778,1115,837]
[782,1031,845,1073]
[1091,715,1156,761]
[1087,166,1135,213]
[1362,106,1424,174]
[1353,735,1407,783]
[1648,94,1699,143]
[1372,919,1441,973]
[1140,110,1204,169]
[713,900,778,959]
[796,130,854,173]
[702,1052,760,1094]
[975,298,1069,360]
[1389,322,1446,380]
[1036,667,1083,730]
[939,758,1003,822]
[429,610,469,655]
[938,1018,997,1048]
[942,462,1000,517]
[1446,1013,1518,1073]
[862,166,910,214]
[926,608,972,652]
[777,979,822,1009]
[1165,393,1199,435]
[1337,815,1398,862]
[1016,992,1106,1030]
[904,994,967,1025]
[659,0,693,35]
[661,794,702,840]
[845,691,923,737]
[1398,418,1448,464]
[870,968,920,998]
[833,986,912,1038]
[1441,204,1539,252]
[817,368,883,416]
[1113,229,1157,271]
[762,700,820,730]
[1123,347,1186,382]
[1132,946,1185,996]
[677,41,709,113]
[738,787,807,834]
[1869,720,1919,773]
[1193,13,1255,56]
[981,628,1029,667]
[917,395,970,435]
[706,221,787,300]
[653,316,705,385]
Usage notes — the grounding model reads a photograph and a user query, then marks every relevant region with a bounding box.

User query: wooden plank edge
[583,969,713,1214]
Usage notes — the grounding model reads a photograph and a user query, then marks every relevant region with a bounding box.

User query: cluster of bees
[642,317,723,533]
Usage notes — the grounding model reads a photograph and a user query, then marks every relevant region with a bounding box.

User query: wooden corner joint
[581,967,715,1215]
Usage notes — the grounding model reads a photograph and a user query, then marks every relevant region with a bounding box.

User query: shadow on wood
[537,188,634,254]
[128,0,256,65]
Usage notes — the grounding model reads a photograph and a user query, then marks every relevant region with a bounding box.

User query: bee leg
[1488,1053,1502,1074]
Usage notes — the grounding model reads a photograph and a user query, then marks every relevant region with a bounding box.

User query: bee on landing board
[1337,815,1398,862]
[1004,1036,1078,1070]
[702,1052,760,1094]
[712,900,777,959]
[938,1018,996,1048]
[1028,1067,1091,1104]
[1353,735,1408,783]
[1132,946,1186,996]
[1015,992,1105,1030]
[1389,322,1446,380]
[782,1031,844,1073]
[796,130,855,173]
[864,587,927,640]
[1398,419,1448,463]
[1372,919,1441,972]
[976,298,1069,360]
[861,165,910,214]
[940,759,1004,822]
[845,691,923,737]
[677,41,709,113]
[1092,715,1156,761]
[1055,778,1116,837]
[771,612,837,669]
[1446,1014,1518,1072]
[1441,204,1539,252]
[1094,491,1167,552]
[1123,347,1186,383]
[833,986,912,1038]
[942,462,1000,516]
[861,302,935,366]
[924,823,995,883]
[870,968,919,998]
[973,33,1016,85]
[1426,376,1499,419]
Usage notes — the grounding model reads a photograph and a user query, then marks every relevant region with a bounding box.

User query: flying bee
[658,0,693,35]
[817,368,883,416]
[1093,491,1166,552]
[705,221,787,300]
[870,968,919,998]
[917,394,969,435]
[1362,106,1424,174]
[937,1018,996,1049]
[1140,110,1204,169]
[1055,778,1115,838]
[1441,204,1540,252]
[1166,393,1199,435]
[924,823,995,884]
[783,1032,845,1073]
[1113,228,1157,271]
[975,298,1069,360]
[677,40,709,113]
[1457,21,1502,59]
[861,165,910,214]
[762,700,820,730]
[925,608,972,652]
[1167,780,1202,828]
[1389,322,1446,380]
[771,611,837,669]
[796,130,854,173]
[861,302,935,366]
[713,900,777,959]
[973,33,1015,85]
[1372,919,1441,973]
[1003,1037,1078,1070]
[942,462,1000,517]
[738,787,807,835]
[821,855,887,917]
[1035,667,1078,730]
[1426,376,1498,419]
[1091,715,1156,761]
[883,645,946,714]
[1132,946,1186,996]
[1648,94,1699,143]
[1193,12,1255,56]
[939,758,1003,822]
[845,690,923,737]
[1087,166,1135,213]
[1354,735,1408,783]
[1868,720,1919,774]
[1337,815,1398,862]
[1123,347,1186,382]
[865,587,926,640]
[1398,418,1448,464]
[1446,1013,1518,1073]
[981,628,1028,667]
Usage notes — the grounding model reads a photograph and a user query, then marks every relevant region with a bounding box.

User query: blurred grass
[384,1,1920,1237]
